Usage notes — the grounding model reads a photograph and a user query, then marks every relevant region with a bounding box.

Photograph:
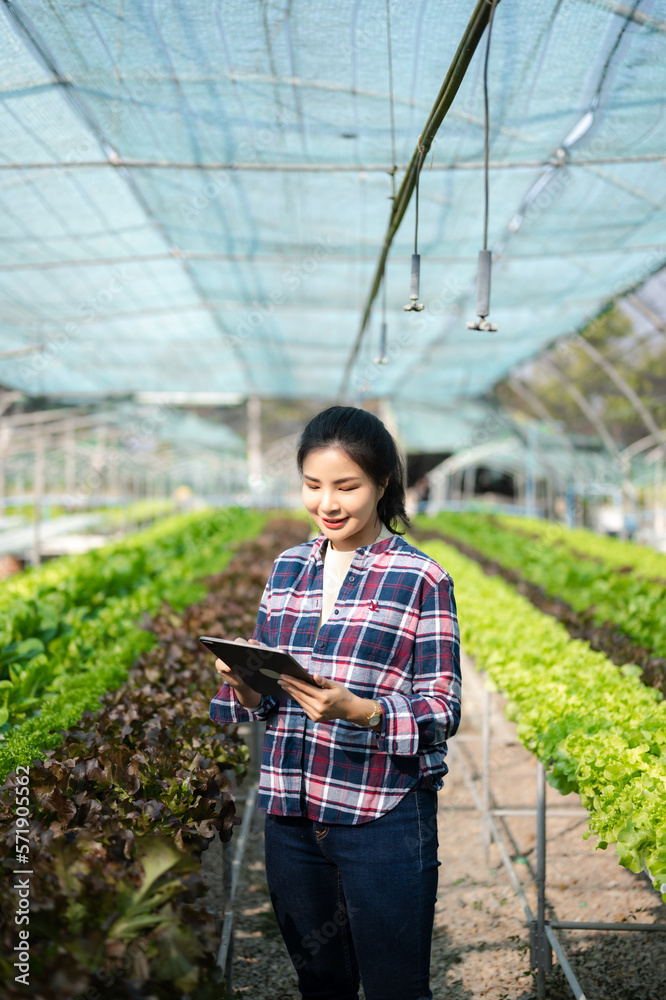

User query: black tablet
[200,636,318,699]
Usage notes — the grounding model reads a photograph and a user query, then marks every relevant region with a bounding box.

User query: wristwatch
[365,699,383,728]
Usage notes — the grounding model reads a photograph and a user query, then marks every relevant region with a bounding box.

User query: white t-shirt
[315,521,393,639]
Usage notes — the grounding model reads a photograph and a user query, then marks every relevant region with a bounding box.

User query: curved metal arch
[573,333,666,453]
[626,293,666,338]
[506,377,588,472]
[538,358,624,464]
[622,431,666,460]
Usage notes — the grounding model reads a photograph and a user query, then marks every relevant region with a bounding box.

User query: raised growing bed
[0,515,309,999]
[494,512,666,581]
[0,506,267,777]
[413,512,666,693]
[412,534,666,898]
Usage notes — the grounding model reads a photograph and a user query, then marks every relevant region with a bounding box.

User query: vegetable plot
[0,516,310,999]
[415,512,666,662]
[0,506,267,777]
[413,535,666,898]
[494,513,666,582]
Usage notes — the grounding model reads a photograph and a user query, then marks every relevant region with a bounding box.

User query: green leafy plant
[0,506,267,772]
[416,511,666,659]
[413,534,666,898]
[0,514,309,999]
[495,512,666,581]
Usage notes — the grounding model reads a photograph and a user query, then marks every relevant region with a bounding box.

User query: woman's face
[301,446,386,551]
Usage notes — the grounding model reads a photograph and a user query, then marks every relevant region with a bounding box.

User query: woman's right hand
[215,637,262,709]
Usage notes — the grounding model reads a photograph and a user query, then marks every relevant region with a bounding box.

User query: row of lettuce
[0,527,268,997]
[415,511,666,658]
[3,506,664,892]
[0,505,278,994]
[412,533,666,898]
[493,512,666,581]
[0,506,268,779]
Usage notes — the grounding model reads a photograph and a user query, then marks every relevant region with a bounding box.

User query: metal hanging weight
[467,249,497,331]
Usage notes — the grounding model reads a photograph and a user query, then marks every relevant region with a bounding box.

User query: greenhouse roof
[0,0,665,420]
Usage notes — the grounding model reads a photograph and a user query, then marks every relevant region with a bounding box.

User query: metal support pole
[655,454,664,538]
[247,395,262,494]
[552,920,666,931]
[535,759,552,996]
[110,447,120,500]
[217,782,258,990]
[222,839,233,993]
[491,807,588,817]
[526,422,537,517]
[32,434,45,566]
[481,684,491,866]
[463,465,476,500]
[544,926,587,1000]
[65,423,76,497]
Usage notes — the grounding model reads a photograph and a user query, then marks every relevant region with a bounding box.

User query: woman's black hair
[296,405,411,535]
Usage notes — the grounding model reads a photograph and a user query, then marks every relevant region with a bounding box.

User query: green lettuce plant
[416,511,666,658]
[413,535,666,898]
[0,507,267,772]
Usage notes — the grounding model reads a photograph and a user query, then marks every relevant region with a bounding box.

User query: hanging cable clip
[403,253,424,311]
[466,249,497,331]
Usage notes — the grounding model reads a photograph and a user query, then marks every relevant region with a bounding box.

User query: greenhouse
[1,2,665,999]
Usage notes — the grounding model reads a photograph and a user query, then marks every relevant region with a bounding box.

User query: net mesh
[0,0,665,449]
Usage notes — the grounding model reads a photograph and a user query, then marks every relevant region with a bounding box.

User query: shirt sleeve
[209,573,280,725]
[374,571,461,757]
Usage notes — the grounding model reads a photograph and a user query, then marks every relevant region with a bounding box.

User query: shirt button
[334,609,339,615]
[348,574,354,582]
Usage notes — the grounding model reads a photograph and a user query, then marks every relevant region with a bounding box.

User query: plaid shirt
[209,530,461,824]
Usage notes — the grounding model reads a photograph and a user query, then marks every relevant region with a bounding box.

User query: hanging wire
[357,170,373,394]
[467,0,500,332]
[404,143,426,311]
[482,0,499,251]
[386,0,397,201]
[414,148,422,255]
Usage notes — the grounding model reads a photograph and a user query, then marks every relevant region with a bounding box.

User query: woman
[209,405,461,1000]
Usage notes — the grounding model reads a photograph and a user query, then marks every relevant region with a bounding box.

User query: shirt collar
[310,523,401,569]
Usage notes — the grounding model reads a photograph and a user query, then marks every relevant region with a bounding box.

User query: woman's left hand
[277,673,373,726]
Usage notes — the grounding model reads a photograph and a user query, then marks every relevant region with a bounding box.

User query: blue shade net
[0,0,665,455]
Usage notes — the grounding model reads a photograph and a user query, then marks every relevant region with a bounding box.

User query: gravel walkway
[223,654,666,1000]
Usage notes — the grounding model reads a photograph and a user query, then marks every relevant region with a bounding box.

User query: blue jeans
[264,787,440,1000]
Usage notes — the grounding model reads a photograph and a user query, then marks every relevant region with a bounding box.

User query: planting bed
[228,652,666,1000]
[0,507,268,775]
[0,514,309,999]
[412,535,666,890]
[411,517,666,695]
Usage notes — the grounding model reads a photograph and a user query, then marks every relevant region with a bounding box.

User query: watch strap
[365,699,383,727]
